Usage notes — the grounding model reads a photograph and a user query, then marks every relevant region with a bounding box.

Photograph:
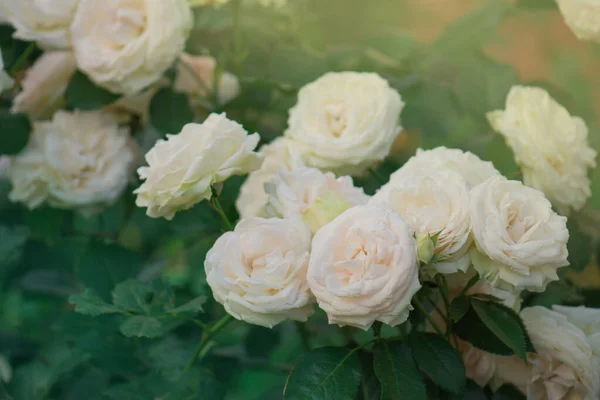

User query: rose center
[324,102,347,138]
[107,2,146,48]
[506,209,534,242]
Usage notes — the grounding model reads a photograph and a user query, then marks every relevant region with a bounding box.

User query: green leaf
[470,299,530,361]
[244,325,280,358]
[76,241,142,300]
[423,0,512,68]
[567,219,592,272]
[65,70,120,110]
[22,207,66,240]
[372,341,426,400]
[167,296,207,315]
[409,333,466,395]
[0,225,28,268]
[111,279,153,314]
[119,316,164,338]
[283,347,361,400]
[362,31,417,66]
[0,111,31,155]
[453,53,519,117]
[149,88,194,135]
[69,289,122,317]
[454,306,513,356]
[449,296,470,322]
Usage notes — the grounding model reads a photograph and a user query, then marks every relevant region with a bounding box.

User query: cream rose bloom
[235,137,305,219]
[71,0,192,95]
[307,205,420,329]
[557,0,600,43]
[174,53,240,106]
[205,217,314,328]
[487,86,597,214]
[469,176,569,292]
[0,0,78,49]
[11,52,76,120]
[371,168,471,275]
[135,113,262,220]
[8,110,136,211]
[264,167,369,230]
[285,71,404,175]
[395,147,500,188]
[520,306,600,400]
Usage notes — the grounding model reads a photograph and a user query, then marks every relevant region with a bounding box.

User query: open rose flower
[285,71,404,175]
[236,137,305,219]
[487,86,597,214]
[371,168,471,275]
[394,147,500,188]
[264,166,369,233]
[134,113,263,220]
[8,110,136,212]
[205,217,314,328]
[174,53,240,106]
[556,0,600,43]
[518,306,600,400]
[469,176,569,292]
[71,0,192,94]
[307,205,420,329]
[11,51,76,120]
[1,0,78,49]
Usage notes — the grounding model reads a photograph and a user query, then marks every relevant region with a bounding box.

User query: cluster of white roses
[1,0,242,213]
[126,69,595,399]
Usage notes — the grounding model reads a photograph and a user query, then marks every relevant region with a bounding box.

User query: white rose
[557,0,600,43]
[553,305,600,356]
[264,166,369,231]
[521,306,600,400]
[235,137,305,219]
[8,110,136,211]
[71,0,192,95]
[134,113,263,220]
[307,205,421,329]
[174,53,240,106]
[394,147,500,188]
[487,86,597,214]
[0,49,13,92]
[205,217,314,328]
[285,71,404,175]
[11,52,76,120]
[469,176,569,292]
[0,0,78,49]
[371,168,472,275]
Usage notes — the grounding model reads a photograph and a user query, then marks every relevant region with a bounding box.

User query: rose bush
[0,1,599,399]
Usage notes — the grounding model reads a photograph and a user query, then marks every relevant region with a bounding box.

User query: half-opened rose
[470,176,569,292]
[71,0,192,94]
[285,71,404,175]
[371,168,471,274]
[556,0,600,43]
[135,113,263,220]
[307,205,420,329]
[487,86,597,214]
[1,0,78,49]
[205,217,314,328]
[394,147,500,188]
[236,137,305,219]
[174,53,240,106]
[264,166,369,232]
[8,110,136,211]
[521,306,600,400]
[12,52,76,120]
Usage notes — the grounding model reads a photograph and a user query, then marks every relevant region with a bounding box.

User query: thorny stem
[412,297,445,337]
[210,195,234,231]
[184,314,233,372]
